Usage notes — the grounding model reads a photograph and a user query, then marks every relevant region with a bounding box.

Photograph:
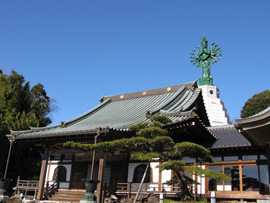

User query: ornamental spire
[190,36,222,86]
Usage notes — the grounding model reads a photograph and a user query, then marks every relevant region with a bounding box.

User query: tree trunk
[176,171,192,201]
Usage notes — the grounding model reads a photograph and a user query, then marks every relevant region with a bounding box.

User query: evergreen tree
[64,115,229,200]
[0,69,55,180]
[241,90,270,118]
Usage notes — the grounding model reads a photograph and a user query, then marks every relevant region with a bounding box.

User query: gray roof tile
[207,125,251,149]
[12,81,207,139]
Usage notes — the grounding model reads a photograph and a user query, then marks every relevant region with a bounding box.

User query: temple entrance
[70,162,88,189]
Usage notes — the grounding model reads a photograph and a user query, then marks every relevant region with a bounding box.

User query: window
[260,155,267,160]
[208,167,223,191]
[224,156,238,161]
[208,166,240,192]
[259,165,270,194]
[52,166,67,182]
[208,164,262,193]
[224,166,240,191]
[242,165,259,191]
[213,157,222,162]
[242,155,258,161]
[133,164,151,183]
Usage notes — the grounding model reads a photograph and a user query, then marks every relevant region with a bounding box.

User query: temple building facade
[6,80,270,202]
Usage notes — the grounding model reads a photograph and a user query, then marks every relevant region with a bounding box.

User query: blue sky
[1,0,269,126]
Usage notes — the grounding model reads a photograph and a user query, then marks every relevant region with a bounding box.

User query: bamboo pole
[4,139,14,179]
[133,162,150,203]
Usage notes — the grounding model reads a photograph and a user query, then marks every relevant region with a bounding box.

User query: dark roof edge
[13,127,111,140]
[164,114,217,140]
[194,114,217,140]
[209,144,253,150]
[10,124,62,135]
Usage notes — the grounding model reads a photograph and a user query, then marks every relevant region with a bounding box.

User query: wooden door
[70,162,88,189]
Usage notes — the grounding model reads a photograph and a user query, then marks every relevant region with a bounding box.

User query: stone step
[48,189,86,202]
[49,196,82,202]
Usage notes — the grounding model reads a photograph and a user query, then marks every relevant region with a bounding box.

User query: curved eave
[236,106,270,125]
[12,127,110,140]
[9,99,112,137]
[10,125,61,136]
[236,107,270,146]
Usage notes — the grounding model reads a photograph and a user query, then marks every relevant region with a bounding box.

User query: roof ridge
[103,81,197,102]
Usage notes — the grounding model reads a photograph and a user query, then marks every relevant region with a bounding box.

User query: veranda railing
[116,182,183,198]
[44,181,59,199]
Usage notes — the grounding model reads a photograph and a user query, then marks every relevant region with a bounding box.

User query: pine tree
[64,115,230,200]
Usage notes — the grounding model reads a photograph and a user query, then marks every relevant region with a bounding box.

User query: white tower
[200,85,231,126]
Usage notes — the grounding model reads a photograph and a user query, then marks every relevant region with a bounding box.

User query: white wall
[200,85,231,126]
[128,162,173,192]
[196,165,205,194]
[45,160,72,189]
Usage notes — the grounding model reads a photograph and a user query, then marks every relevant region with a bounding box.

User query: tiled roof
[207,125,251,149]
[11,81,209,140]
[235,106,270,146]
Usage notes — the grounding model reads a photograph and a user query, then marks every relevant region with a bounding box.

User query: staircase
[48,189,86,202]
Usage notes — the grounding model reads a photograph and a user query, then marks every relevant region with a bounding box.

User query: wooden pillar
[37,149,49,200]
[267,144,270,193]
[159,161,162,192]
[239,164,243,193]
[69,154,75,190]
[96,152,106,203]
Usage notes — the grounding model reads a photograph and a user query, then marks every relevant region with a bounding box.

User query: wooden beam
[68,154,75,190]
[37,149,49,200]
[96,152,106,203]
